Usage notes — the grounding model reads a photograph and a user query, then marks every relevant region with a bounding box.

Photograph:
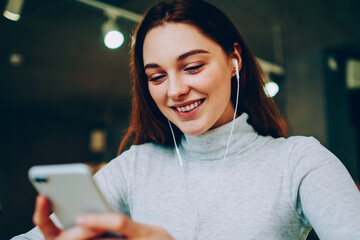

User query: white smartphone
[28,163,112,229]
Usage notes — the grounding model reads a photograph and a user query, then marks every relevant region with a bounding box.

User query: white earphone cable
[168,60,240,240]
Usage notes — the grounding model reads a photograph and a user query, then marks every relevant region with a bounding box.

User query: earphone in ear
[232,58,238,66]
[232,58,240,82]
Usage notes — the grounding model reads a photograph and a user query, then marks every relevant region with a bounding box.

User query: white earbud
[232,58,240,82]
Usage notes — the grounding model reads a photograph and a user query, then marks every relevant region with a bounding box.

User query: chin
[179,123,209,136]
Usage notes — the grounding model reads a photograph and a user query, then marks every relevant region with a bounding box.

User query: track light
[264,81,279,98]
[75,0,142,49]
[3,0,25,21]
[102,17,124,49]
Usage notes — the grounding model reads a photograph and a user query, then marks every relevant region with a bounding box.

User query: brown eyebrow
[177,49,209,61]
[144,63,160,70]
[144,49,209,70]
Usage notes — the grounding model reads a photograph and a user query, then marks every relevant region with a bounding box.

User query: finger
[76,213,149,237]
[33,195,61,239]
[56,225,105,240]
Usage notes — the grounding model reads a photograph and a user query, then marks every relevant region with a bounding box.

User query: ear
[232,43,242,70]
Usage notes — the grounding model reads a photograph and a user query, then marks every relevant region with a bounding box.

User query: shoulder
[286,135,324,152]
[129,142,175,154]
[257,135,324,159]
[265,135,328,158]
[93,142,176,209]
[96,142,175,176]
[273,135,346,184]
[118,142,175,163]
[283,136,338,167]
[261,135,340,174]
[267,135,321,149]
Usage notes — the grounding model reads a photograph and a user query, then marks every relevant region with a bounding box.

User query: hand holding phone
[28,163,112,229]
[29,163,172,239]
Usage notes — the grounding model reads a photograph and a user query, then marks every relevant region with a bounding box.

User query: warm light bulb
[104,30,124,49]
[264,81,279,98]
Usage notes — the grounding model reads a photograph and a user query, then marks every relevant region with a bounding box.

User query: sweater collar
[179,113,259,161]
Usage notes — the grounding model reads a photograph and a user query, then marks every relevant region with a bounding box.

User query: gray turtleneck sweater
[12,114,360,239]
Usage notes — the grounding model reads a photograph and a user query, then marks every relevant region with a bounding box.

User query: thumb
[76,213,150,237]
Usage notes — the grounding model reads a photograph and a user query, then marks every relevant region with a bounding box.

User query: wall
[286,51,327,145]
[324,50,359,182]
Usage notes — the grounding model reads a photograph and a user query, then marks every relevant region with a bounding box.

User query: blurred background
[1,0,359,239]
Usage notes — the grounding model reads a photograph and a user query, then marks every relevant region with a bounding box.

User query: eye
[148,74,166,83]
[184,64,204,73]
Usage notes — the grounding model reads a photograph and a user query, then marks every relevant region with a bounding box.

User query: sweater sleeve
[288,137,360,240]
[10,214,62,240]
[93,150,132,217]
[10,228,44,240]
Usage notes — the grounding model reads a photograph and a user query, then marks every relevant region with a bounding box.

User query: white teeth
[175,100,202,112]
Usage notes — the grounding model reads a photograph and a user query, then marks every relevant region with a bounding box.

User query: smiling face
[143,23,237,136]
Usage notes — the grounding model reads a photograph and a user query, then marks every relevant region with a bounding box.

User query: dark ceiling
[1,0,360,118]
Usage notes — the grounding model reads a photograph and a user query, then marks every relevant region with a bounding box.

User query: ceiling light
[9,53,23,66]
[102,17,124,49]
[3,0,25,21]
[264,81,279,98]
[104,30,124,49]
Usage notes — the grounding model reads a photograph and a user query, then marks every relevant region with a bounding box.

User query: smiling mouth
[174,99,204,113]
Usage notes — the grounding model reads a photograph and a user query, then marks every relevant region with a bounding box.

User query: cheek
[201,67,232,98]
[148,84,165,107]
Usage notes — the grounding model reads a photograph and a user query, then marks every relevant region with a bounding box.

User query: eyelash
[148,64,204,82]
[185,64,204,73]
[149,75,166,82]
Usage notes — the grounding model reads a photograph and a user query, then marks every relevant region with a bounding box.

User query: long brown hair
[118,0,288,154]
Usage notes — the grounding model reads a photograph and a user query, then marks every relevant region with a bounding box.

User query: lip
[171,98,205,118]
[171,99,204,108]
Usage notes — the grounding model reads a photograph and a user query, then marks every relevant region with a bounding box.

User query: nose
[167,74,189,100]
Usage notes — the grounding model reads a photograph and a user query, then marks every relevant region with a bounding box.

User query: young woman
[14,0,360,239]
